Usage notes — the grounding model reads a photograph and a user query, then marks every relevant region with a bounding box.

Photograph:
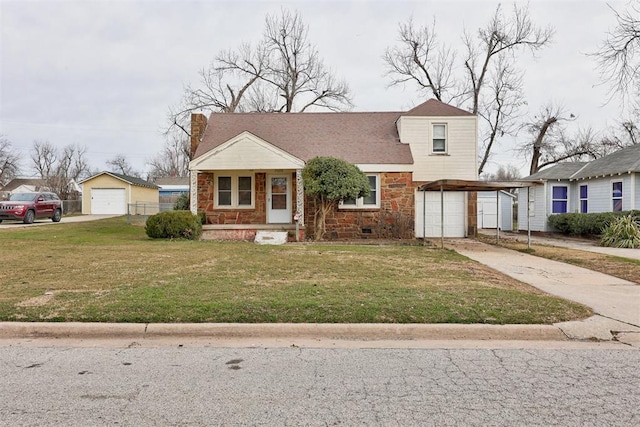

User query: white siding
[577,176,633,213]
[518,185,548,232]
[634,173,639,209]
[398,116,478,182]
[190,133,304,171]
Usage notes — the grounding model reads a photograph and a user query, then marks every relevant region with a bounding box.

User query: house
[79,172,159,215]
[0,178,48,199]
[518,143,640,232]
[155,177,189,204]
[188,99,478,240]
[477,190,516,231]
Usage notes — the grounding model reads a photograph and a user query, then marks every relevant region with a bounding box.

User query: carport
[417,179,541,248]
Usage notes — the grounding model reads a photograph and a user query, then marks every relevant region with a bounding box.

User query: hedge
[547,210,640,236]
[145,210,203,240]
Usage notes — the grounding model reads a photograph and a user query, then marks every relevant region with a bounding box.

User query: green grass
[0,217,592,324]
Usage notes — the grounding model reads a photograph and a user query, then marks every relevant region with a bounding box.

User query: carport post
[440,184,444,249]
[496,191,500,243]
[422,190,426,246]
[527,187,532,250]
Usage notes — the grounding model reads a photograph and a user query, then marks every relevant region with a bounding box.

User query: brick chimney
[190,113,208,159]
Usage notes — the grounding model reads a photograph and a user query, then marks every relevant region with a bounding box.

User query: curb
[0,322,567,341]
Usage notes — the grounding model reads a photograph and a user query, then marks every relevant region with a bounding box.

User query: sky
[0,0,630,178]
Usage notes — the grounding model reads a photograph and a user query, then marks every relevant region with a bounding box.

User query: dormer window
[432,124,447,153]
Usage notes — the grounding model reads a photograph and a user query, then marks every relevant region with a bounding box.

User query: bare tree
[167,9,352,138]
[384,4,553,175]
[106,154,140,178]
[482,164,521,181]
[30,141,89,198]
[520,104,599,175]
[0,136,20,186]
[30,140,57,180]
[262,9,352,113]
[148,136,190,179]
[593,2,640,105]
[383,18,457,102]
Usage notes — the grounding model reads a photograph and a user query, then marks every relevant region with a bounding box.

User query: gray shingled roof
[154,177,189,186]
[80,172,158,189]
[0,178,47,192]
[195,99,474,164]
[572,143,640,179]
[524,163,588,180]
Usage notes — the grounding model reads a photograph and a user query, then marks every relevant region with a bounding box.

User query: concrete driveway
[0,214,120,228]
[447,238,640,344]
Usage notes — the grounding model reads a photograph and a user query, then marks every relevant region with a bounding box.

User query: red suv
[0,192,63,224]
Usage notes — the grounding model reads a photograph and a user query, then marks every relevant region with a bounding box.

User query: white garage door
[91,188,126,214]
[415,191,466,238]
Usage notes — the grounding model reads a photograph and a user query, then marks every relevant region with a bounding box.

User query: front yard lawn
[0,217,591,324]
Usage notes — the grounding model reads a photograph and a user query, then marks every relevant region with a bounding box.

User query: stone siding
[198,171,299,225]
[305,172,415,240]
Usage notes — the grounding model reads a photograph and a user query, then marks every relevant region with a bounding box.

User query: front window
[432,124,447,153]
[215,174,254,208]
[551,186,568,214]
[341,174,380,208]
[579,185,588,213]
[612,181,623,212]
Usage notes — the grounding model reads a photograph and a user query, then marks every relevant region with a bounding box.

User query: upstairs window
[432,124,447,153]
[579,185,588,213]
[552,186,568,214]
[612,181,623,212]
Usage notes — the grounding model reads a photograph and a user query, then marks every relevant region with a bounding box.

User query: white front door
[267,175,291,224]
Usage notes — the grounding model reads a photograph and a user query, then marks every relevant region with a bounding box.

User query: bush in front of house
[548,211,640,236]
[145,211,202,240]
[600,214,640,248]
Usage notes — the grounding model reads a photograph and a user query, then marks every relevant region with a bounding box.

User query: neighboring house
[188,98,479,240]
[0,178,48,199]
[79,172,159,215]
[155,177,189,202]
[477,190,516,231]
[518,143,640,232]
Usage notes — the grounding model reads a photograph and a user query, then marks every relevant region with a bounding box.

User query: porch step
[254,231,288,245]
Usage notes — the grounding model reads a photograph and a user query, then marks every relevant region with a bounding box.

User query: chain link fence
[62,200,82,215]
[127,202,176,224]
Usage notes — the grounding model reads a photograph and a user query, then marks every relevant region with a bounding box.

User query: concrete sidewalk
[446,239,640,345]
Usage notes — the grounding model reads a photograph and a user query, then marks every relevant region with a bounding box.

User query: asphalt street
[2,345,639,426]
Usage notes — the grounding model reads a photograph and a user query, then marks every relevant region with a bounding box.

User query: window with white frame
[579,184,588,213]
[432,124,447,153]
[612,181,623,212]
[551,185,568,214]
[215,174,254,208]
[341,174,380,208]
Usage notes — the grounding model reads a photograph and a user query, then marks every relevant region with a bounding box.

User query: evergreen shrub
[145,211,202,240]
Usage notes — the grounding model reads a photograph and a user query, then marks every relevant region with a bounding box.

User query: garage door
[415,191,466,238]
[91,188,126,214]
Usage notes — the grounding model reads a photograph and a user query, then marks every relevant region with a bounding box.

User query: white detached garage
[80,172,159,215]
